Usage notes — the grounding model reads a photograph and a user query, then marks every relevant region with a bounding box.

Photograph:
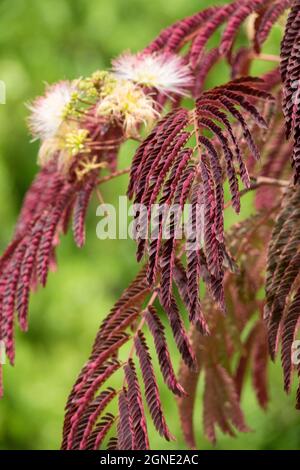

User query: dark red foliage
[280,1,300,182]
[144,305,185,396]
[58,0,299,450]
[117,389,133,450]
[127,78,273,340]
[0,165,100,363]
[281,287,300,392]
[1,0,299,452]
[124,359,149,450]
[72,171,99,248]
[134,331,173,441]
[265,186,300,403]
[255,0,293,52]
[235,321,269,409]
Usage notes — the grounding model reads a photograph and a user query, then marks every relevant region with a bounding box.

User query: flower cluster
[112,52,193,96]
[1,0,299,452]
[96,77,158,138]
[28,80,76,141]
[28,80,91,172]
[27,53,192,176]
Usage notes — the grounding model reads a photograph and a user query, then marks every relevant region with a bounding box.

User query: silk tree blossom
[27,71,160,172]
[112,52,194,96]
[27,81,77,141]
[28,81,94,172]
[29,73,158,170]
[37,123,91,172]
[96,77,159,138]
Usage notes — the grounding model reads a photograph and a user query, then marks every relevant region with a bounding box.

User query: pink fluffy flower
[27,81,76,141]
[112,52,193,96]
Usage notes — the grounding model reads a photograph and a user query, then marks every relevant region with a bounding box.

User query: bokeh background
[0,0,299,450]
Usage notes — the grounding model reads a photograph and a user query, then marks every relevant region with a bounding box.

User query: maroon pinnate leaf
[145,305,185,396]
[134,331,174,441]
[124,359,149,450]
[117,388,134,450]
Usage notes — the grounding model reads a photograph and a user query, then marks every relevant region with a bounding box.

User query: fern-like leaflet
[61,267,189,449]
[265,186,300,404]
[128,78,273,333]
[0,0,299,451]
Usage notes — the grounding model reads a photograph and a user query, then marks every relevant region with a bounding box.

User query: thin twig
[98,167,131,185]
[224,176,289,210]
[95,188,106,206]
[126,288,159,362]
[251,176,289,187]
[95,187,110,217]
[252,53,281,63]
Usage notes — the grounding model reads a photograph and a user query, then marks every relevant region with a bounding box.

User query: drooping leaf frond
[1,0,299,451]
[0,167,100,364]
[177,213,273,448]
[280,1,300,182]
[128,78,273,333]
[265,186,300,404]
[61,265,191,450]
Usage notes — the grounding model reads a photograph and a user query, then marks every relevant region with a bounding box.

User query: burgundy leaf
[124,359,149,450]
[134,331,173,441]
[145,305,185,396]
[281,287,300,392]
[72,171,98,247]
[117,388,134,450]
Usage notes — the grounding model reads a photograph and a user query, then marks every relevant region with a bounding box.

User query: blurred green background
[0,0,299,450]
